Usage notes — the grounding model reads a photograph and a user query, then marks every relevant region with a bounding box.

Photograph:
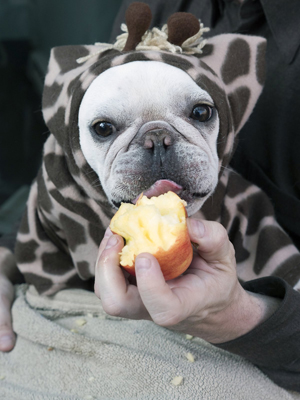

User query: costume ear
[199,34,266,133]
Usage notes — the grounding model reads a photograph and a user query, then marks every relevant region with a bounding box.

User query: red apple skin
[119,227,193,280]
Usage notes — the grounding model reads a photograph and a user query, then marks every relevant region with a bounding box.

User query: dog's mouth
[111,179,210,208]
[131,179,182,203]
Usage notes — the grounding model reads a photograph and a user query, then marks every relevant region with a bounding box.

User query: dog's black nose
[144,129,172,165]
[144,129,172,148]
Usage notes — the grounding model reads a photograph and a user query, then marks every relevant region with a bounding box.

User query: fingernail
[105,235,118,249]
[104,228,113,239]
[0,335,14,348]
[135,257,151,270]
[187,219,205,238]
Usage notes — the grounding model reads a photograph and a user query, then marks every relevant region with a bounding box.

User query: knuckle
[211,224,229,252]
[98,237,110,256]
[217,224,229,244]
[102,299,124,317]
[152,311,181,327]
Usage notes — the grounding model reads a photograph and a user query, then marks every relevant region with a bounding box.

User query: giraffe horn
[167,12,200,47]
[123,2,152,51]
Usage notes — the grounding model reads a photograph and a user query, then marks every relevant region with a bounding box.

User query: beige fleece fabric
[0,284,299,400]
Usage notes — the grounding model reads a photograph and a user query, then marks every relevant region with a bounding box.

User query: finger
[95,235,148,319]
[187,218,235,267]
[0,275,16,352]
[95,234,125,301]
[96,227,113,263]
[135,253,184,326]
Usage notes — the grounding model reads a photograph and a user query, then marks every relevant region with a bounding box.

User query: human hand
[0,248,18,352]
[95,219,279,344]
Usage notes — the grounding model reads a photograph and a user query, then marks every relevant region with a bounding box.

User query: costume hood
[42,2,266,207]
[15,3,273,296]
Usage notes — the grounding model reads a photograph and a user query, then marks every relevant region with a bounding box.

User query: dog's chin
[184,196,208,216]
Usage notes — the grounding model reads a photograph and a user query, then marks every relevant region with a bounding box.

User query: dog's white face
[78,61,220,215]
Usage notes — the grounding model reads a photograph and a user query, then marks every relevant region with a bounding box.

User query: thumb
[134,253,180,326]
[187,218,235,266]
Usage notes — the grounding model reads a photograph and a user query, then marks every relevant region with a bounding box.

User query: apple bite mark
[109,191,193,280]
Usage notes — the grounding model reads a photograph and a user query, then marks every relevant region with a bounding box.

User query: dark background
[0,0,122,236]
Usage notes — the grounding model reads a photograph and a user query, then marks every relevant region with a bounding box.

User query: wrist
[199,284,281,344]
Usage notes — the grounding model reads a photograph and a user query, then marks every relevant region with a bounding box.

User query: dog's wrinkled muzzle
[130,126,183,202]
[143,128,173,166]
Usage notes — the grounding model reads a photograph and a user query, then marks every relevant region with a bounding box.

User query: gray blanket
[0,284,299,400]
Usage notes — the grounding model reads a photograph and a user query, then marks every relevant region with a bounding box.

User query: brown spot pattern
[43,81,64,109]
[228,217,250,263]
[196,74,232,162]
[254,227,292,275]
[18,206,30,234]
[37,170,53,213]
[15,239,39,264]
[161,53,194,71]
[60,214,87,252]
[76,261,92,279]
[23,273,54,294]
[53,45,89,74]
[256,41,267,85]
[228,86,251,132]
[221,38,250,85]
[89,223,104,246]
[41,251,74,275]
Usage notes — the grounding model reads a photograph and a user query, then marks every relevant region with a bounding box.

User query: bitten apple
[109,191,193,280]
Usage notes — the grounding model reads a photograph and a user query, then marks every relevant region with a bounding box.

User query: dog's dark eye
[191,105,213,122]
[92,121,113,137]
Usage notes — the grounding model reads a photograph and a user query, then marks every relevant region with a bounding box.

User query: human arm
[95,219,280,342]
[95,219,300,391]
[216,276,300,391]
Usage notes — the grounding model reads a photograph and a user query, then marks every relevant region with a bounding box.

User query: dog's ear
[198,34,266,134]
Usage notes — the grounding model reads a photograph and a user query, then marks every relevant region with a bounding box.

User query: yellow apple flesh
[109,191,193,280]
